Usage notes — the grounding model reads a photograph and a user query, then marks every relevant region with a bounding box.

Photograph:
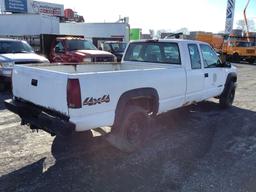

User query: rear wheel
[219,81,236,108]
[232,53,240,63]
[107,105,151,152]
[247,58,255,64]
[0,83,5,92]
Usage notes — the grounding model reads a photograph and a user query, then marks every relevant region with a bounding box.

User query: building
[60,22,130,46]
[0,14,60,35]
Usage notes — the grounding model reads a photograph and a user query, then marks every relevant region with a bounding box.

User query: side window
[54,41,64,53]
[188,44,201,69]
[200,44,219,68]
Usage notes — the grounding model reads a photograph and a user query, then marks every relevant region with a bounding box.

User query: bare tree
[236,19,255,32]
[149,29,155,38]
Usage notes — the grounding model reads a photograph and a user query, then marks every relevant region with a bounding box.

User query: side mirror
[223,61,231,68]
[217,60,231,68]
[99,47,103,50]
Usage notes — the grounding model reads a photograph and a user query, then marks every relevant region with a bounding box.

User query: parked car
[5,39,237,152]
[100,41,127,62]
[0,34,116,64]
[49,37,116,63]
[0,38,49,91]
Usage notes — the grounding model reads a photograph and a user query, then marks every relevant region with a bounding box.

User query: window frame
[199,44,220,68]
[188,43,202,70]
[124,42,181,65]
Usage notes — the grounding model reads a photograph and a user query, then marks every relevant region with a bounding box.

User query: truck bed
[12,62,184,123]
[28,62,177,74]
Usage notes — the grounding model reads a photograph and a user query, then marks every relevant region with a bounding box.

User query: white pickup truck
[5,39,237,151]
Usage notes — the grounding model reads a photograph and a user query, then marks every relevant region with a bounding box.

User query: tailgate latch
[31,79,38,86]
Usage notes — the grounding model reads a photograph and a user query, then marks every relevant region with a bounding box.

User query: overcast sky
[3,0,256,33]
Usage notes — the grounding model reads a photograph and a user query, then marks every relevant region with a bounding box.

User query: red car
[50,37,116,63]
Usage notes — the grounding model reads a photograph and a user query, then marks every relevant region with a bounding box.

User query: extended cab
[5,39,237,151]
[0,38,49,91]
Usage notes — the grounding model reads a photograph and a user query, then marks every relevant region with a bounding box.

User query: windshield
[110,42,127,52]
[0,41,34,54]
[66,39,97,51]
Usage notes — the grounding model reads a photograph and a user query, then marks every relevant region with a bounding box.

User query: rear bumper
[4,99,75,136]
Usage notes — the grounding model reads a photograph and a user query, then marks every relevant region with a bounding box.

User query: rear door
[185,43,205,102]
[199,44,226,98]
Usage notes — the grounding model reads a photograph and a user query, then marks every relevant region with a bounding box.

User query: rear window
[124,42,181,64]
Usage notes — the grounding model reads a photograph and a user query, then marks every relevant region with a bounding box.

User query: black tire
[219,81,236,108]
[0,83,5,92]
[247,58,255,64]
[108,105,151,152]
[232,53,240,63]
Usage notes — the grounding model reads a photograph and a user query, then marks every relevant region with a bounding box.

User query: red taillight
[67,79,82,108]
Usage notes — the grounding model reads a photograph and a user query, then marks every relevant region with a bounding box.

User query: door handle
[204,73,209,78]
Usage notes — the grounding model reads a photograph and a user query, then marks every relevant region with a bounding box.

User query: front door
[199,44,226,99]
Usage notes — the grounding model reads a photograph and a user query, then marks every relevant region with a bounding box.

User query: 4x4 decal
[83,95,110,106]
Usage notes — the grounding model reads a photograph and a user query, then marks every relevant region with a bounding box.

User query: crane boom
[225,0,236,34]
[243,0,250,41]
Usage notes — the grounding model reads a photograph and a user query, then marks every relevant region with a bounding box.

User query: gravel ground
[0,63,256,192]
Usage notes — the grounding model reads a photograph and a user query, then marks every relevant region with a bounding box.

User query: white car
[5,39,237,151]
[0,38,49,91]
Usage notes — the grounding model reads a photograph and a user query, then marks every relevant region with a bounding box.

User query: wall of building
[60,22,130,42]
[0,14,59,35]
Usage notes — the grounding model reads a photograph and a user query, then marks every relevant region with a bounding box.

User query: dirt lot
[0,64,256,192]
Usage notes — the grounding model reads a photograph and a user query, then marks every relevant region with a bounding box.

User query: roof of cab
[0,38,24,42]
[130,38,209,45]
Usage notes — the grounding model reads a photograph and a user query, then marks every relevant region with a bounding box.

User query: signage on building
[4,0,28,13]
[31,1,64,17]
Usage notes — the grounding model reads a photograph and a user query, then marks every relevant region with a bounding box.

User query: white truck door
[185,43,205,102]
[199,44,226,98]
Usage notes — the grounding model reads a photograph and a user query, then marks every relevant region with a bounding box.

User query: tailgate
[12,65,69,116]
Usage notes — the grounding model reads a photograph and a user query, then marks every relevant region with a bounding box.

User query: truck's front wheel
[219,81,236,108]
[108,105,151,152]
[247,58,255,64]
[232,53,240,63]
[0,83,5,92]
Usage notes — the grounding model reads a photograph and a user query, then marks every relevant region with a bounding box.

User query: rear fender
[114,88,159,127]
